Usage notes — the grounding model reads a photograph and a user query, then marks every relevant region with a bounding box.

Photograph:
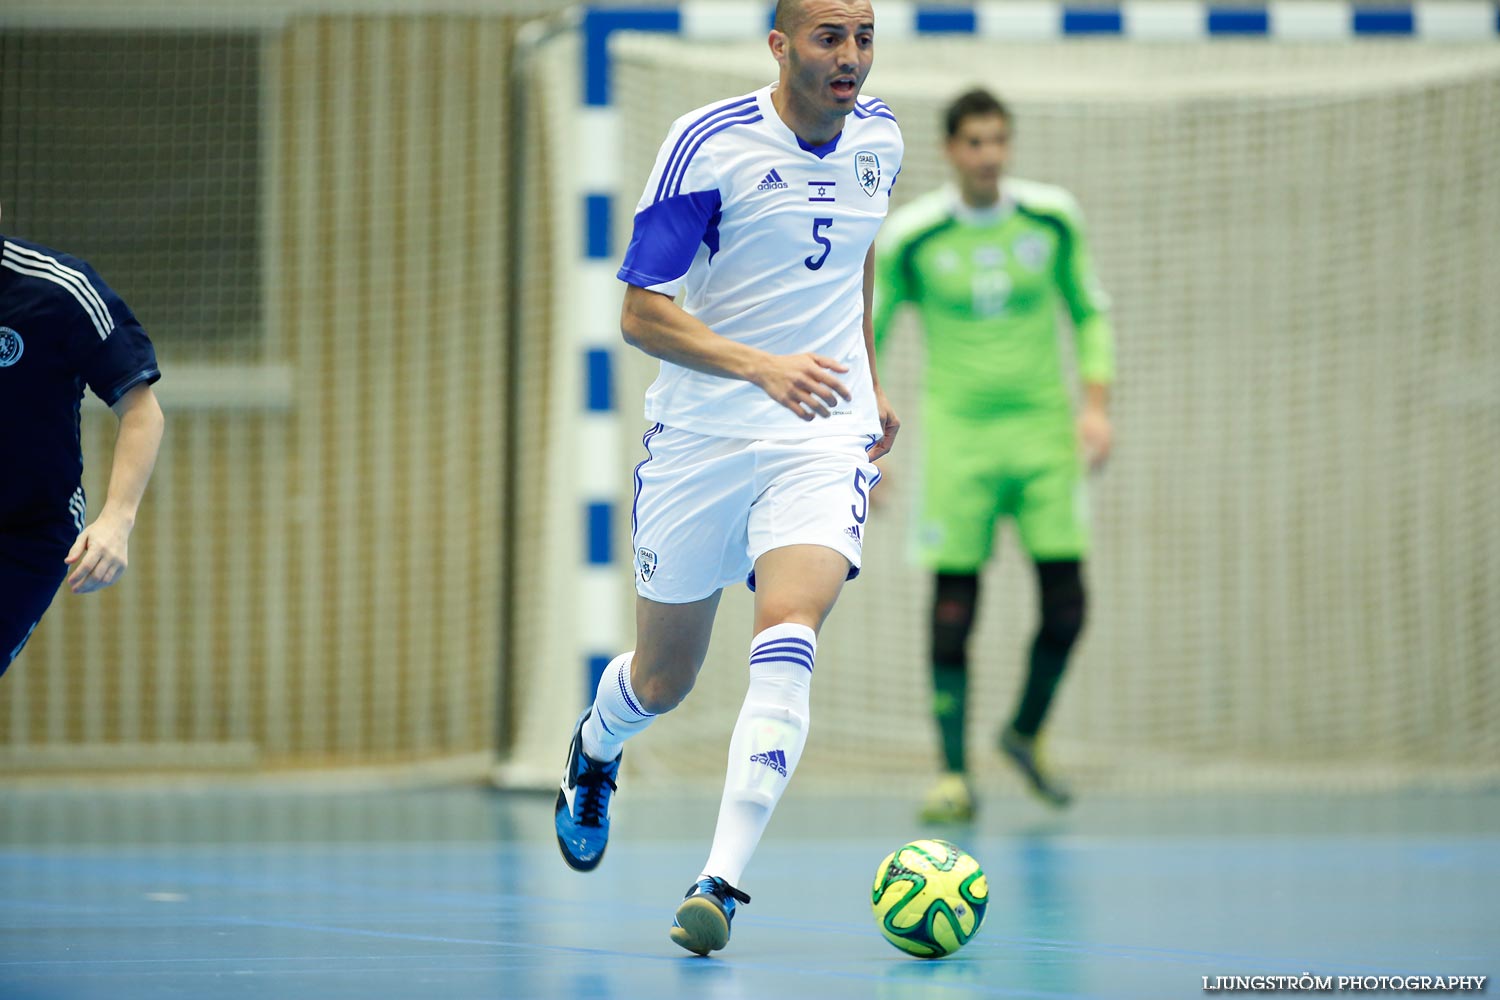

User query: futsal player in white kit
[554,0,903,956]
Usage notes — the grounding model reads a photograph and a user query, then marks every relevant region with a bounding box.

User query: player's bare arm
[861,245,899,459]
[65,382,164,595]
[1078,380,1111,470]
[621,284,852,421]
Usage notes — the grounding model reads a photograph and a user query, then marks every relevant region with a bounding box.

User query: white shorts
[630,424,882,604]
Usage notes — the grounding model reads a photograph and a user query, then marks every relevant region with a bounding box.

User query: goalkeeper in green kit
[873,88,1115,820]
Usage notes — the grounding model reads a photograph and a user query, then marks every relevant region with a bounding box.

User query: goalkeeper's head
[944,88,1013,203]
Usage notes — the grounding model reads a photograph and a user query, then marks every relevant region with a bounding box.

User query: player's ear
[768,29,788,64]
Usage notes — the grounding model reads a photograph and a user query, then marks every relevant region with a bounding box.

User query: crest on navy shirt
[636,547,658,583]
[0,327,22,367]
[855,151,880,197]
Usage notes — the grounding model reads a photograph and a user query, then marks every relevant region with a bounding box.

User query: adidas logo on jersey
[844,524,861,542]
[750,749,788,776]
[757,168,789,191]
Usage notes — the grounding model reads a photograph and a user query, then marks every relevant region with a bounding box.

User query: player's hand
[869,386,900,461]
[753,352,852,420]
[64,512,132,594]
[1078,405,1112,471]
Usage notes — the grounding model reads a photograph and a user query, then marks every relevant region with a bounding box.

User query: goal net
[537,36,1500,794]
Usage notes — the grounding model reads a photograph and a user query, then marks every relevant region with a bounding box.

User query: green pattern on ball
[871,839,988,958]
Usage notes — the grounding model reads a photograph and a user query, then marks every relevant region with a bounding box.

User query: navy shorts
[0,545,68,678]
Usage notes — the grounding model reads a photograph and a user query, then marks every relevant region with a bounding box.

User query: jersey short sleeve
[616,96,760,296]
[59,260,160,407]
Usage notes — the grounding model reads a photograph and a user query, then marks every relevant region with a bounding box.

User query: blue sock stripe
[596,710,616,735]
[750,636,815,656]
[750,646,813,660]
[750,643,816,661]
[749,654,815,672]
[618,668,654,719]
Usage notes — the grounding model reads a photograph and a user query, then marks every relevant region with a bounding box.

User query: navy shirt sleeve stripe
[2,243,113,338]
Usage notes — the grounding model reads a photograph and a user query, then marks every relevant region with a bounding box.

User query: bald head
[774,0,875,37]
[772,0,807,35]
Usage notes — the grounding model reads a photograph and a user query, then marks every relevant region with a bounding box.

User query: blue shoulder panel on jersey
[656,100,762,204]
[618,189,723,288]
[854,99,897,124]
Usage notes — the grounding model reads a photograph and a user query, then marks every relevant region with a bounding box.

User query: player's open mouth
[830,78,857,99]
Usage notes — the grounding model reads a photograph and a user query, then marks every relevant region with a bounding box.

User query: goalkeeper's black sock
[1011,635,1069,738]
[932,660,968,773]
[1010,560,1086,737]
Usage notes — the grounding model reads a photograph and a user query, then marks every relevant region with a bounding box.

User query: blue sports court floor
[1,784,1495,999]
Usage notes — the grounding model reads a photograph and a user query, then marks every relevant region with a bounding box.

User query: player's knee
[751,605,826,637]
[628,652,703,713]
[932,616,971,665]
[1036,562,1086,649]
[631,670,693,714]
[931,573,978,664]
[1039,597,1085,649]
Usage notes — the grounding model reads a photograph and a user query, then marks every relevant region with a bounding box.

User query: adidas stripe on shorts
[630,424,881,605]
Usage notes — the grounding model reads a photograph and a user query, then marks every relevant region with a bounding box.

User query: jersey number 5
[805,218,834,271]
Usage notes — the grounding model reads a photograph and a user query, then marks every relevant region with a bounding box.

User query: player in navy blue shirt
[1,205,164,677]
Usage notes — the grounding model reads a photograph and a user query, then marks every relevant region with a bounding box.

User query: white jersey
[618,83,903,440]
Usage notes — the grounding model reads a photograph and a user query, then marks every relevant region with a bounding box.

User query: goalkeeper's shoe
[1000,726,1073,808]
[919,771,976,824]
[554,708,620,872]
[669,876,751,956]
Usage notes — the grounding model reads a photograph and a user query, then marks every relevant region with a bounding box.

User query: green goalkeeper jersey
[873,179,1114,419]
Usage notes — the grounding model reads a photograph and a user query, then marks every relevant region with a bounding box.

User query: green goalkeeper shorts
[917,409,1089,569]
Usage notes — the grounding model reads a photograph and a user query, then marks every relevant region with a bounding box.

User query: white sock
[700,623,814,887]
[581,652,655,762]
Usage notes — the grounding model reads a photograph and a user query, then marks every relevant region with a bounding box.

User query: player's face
[772,0,875,130]
[946,113,1012,204]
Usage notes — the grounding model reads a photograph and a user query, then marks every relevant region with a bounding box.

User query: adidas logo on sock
[750,749,788,776]
[757,168,788,191]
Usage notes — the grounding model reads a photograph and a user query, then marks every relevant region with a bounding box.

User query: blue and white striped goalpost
[565,0,1498,720]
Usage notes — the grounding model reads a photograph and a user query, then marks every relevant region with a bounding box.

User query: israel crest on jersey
[0,327,22,367]
[636,547,658,583]
[855,151,880,197]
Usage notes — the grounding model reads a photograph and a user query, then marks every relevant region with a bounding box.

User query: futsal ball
[871,839,988,958]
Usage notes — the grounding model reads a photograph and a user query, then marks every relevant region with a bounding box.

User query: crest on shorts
[636,547,658,583]
[855,151,880,197]
[0,327,22,367]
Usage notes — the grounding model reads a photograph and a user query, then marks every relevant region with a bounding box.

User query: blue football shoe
[669,876,751,955]
[554,709,620,872]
